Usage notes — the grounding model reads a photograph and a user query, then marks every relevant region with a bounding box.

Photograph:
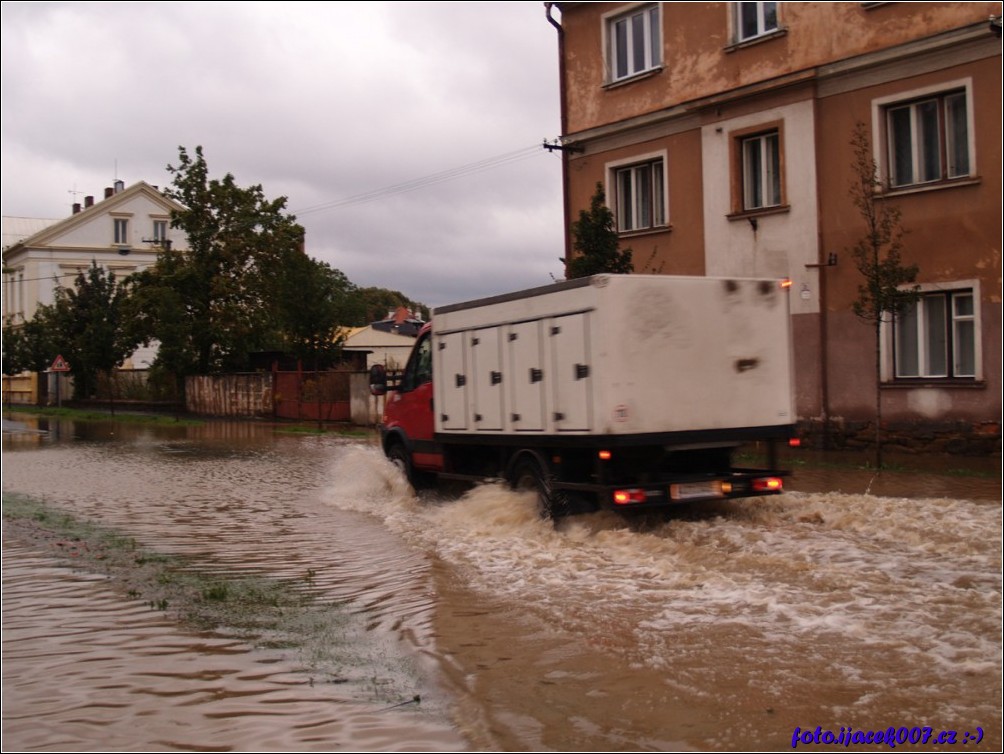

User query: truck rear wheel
[511,457,566,519]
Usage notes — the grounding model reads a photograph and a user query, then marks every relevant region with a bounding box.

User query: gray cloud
[1,1,565,309]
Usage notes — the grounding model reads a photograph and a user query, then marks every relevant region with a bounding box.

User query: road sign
[50,354,70,372]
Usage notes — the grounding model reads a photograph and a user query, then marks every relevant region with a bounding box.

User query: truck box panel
[432,275,793,438]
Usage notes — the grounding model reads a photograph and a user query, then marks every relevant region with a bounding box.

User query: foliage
[3,265,136,400]
[848,123,920,325]
[276,255,360,367]
[132,146,314,376]
[846,121,920,467]
[3,308,61,376]
[563,182,633,279]
[353,287,429,325]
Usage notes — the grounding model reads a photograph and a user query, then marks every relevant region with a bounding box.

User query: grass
[4,404,376,437]
[3,404,203,426]
[1,493,417,700]
[275,423,374,438]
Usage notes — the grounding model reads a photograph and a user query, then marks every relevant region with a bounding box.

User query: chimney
[72,203,81,214]
[114,179,125,193]
[84,195,94,208]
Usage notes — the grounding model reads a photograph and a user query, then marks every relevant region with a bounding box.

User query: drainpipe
[545,2,573,273]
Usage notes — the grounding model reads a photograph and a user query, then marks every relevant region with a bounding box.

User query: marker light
[788,438,802,447]
[752,477,784,492]
[598,450,612,461]
[780,278,793,289]
[613,488,647,505]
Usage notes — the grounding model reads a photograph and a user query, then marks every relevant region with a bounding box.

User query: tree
[275,255,359,368]
[353,287,429,325]
[133,146,310,377]
[3,313,53,376]
[51,261,139,402]
[4,305,67,405]
[847,121,920,468]
[563,182,633,279]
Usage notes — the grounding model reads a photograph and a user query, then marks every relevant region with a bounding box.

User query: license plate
[670,481,723,501]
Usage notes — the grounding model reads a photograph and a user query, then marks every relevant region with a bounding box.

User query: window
[153,220,168,244]
[894,289,976,379]
[401,332,432,391]
[607,4,661,82]
[614,158,666,232]
[886,90,970,188]
[113,218,129,245]
[741,131,781,210]
[734,2,778,42]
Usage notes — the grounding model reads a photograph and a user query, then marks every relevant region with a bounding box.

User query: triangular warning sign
[50,354,70,372]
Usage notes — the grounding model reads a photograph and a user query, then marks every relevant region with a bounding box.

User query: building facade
[3,181,187,394]
[549,1,1001,452]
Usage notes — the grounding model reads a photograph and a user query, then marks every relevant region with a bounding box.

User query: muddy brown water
[2,415,1001,751]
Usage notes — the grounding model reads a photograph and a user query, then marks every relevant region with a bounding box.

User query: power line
[293,143,549,216]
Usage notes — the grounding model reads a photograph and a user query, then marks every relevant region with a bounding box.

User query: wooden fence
[185,368,359,422]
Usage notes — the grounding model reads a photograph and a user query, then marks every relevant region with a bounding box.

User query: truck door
[550,312,592,431]
[508,320,545,431]
[391,330,439,469]
[435,331,467,430]
[470,327,504,431]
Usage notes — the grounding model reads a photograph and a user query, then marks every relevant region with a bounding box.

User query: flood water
[2,414,1001,751]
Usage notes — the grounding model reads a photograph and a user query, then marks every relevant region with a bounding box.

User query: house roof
[342,325,419,349]
[2,181,186,258]
[2,216,61,250]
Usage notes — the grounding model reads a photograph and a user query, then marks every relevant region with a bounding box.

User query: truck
[369,274,796,517]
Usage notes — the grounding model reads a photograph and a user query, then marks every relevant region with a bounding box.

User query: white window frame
[734,2,779,43]
[604,4,662,83]
[741,131,782,210]
[606,151,669,233]
[871,79,975,191]
[883,280,982,382]
[113,217,129,245]
[152,219,168,244]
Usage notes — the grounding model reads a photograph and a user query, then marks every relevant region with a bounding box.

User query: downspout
[545,2,573,273]
[809,93,831,450]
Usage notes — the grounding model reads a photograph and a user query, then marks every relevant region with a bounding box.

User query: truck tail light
[598,450,612,461]
[613,488,647,505]
[788,438,801,447]
[752,477,783,492]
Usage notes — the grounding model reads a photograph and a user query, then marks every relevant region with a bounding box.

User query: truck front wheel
[387,442,415,486]
[511,457,566,519]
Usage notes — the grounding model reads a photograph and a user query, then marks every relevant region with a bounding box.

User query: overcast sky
[1,1,566,309]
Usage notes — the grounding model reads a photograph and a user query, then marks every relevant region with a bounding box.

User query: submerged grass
[4,405,203,427]
[1,493,411,699]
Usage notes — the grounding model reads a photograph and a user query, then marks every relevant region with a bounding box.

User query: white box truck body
[374,275,795,516]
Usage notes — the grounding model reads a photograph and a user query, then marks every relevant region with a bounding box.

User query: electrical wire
[293,143,548,216]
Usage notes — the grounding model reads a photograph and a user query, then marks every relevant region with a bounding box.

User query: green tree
[353,287,429,325]
[3,306,65,405]
[134,146,309,377]
[51,261,139,402]
[847,121,920,468]
[276,255,359,368]
[563,182,633,279]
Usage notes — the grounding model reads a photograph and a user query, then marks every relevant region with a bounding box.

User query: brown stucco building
[547,2,1001,453]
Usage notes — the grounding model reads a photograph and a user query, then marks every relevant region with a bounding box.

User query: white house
[2,180,187,369]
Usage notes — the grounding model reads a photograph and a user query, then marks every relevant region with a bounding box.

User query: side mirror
[369,364,387,396]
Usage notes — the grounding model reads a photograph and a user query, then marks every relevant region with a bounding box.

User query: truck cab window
[401,333,432,391]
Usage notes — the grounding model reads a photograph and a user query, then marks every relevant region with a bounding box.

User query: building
[547,2,1001,452]
[3,181,187,400]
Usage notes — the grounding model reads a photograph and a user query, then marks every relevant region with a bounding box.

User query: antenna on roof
[68,184,84,198]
